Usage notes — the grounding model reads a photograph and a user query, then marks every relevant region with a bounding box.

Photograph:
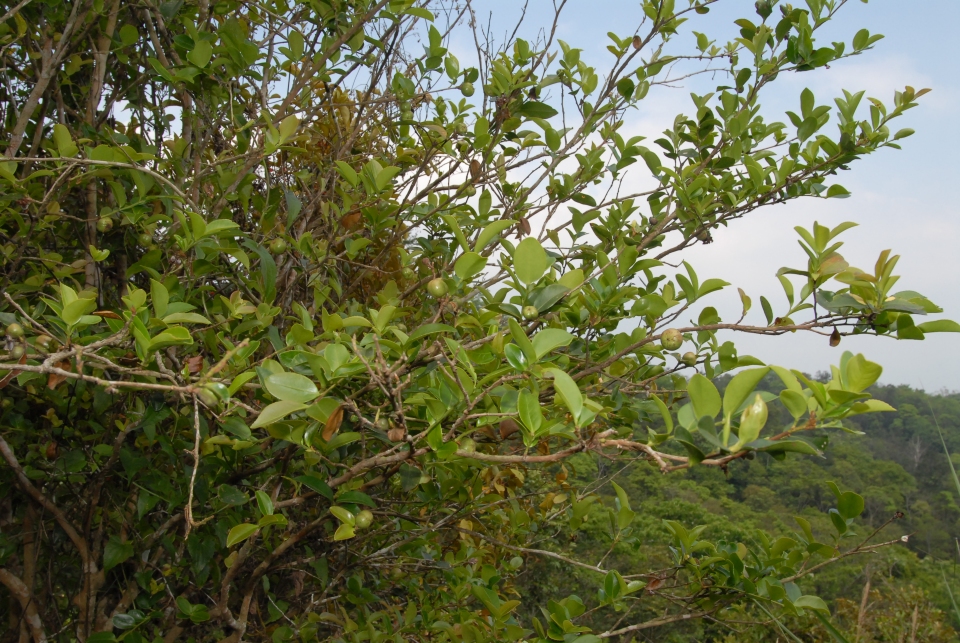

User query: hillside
[516,379,960,641]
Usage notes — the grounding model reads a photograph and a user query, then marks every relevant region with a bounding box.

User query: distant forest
[517,378,960,642]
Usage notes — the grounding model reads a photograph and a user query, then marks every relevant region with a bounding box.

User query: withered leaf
[47,360,72,390]
[499,418,521,440]
[322,404,344,441]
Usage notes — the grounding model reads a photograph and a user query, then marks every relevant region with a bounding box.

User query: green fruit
[137,233,154,247]
[521,305,539,321]
[269,238,287,254]
[463,185,477,197]
[401,109,414,121]
[196,388,219,408]
[355,509,374,529]
[389,566,405,581]
[0,398,12,410]
[35,335,55,351]
[10,344,25,359]
[460,82,475,97]
[5,323,25,339]
[458,437,476,453]
[660,328,683,351]
[375,417,390,432]
[401,267,416,280]
[96,217,113,233]
[681,352,697,366]
[454,121,467,135]
[426,278,448,298]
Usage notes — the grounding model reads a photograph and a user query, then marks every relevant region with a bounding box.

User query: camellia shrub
[1,0,957,641]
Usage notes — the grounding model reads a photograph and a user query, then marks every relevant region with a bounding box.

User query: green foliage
[0,0,957,641]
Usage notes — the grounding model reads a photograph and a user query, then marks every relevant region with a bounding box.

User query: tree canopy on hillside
[1,0,958,641]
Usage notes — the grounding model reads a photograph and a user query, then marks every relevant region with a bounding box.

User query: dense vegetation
[1,0,959,641]
[518,379,960,641]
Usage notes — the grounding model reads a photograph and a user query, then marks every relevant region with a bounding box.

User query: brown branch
[0,567,47,643]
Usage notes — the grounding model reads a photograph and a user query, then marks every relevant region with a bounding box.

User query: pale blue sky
[458,0,960,390]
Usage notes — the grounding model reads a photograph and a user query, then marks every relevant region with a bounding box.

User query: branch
[0,434,90,568]
[0,567,47,643]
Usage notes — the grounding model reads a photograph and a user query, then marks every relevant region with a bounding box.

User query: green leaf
[329,506,354,525]
[226,523,258,547]
[162,312,211,325]
[454,251,487,281]
[517,101,558,119]
[474,220,514,251]
[779,389,808,419]
[518,388,542,432]
[61,297,97,325]
[734,393,768,450]
[794,595,830,613]
[102,537,133,571]
[337,490,376,507]
[687,374,721,419]
[296,475,333,500]
[406,323,456,343]
[148,326,194,351]
[837,491,864,520]
[545,368,582,423]
[264,372,319,403]
[508,317,537,364]
[255,490,274,516]
[150,279,169,318]
[722,367,770,419]
[532,328,573,359]
[250,400,308,428]
[844,353,882,393]
[514,237,547,285]
[187,39,213,68]
[53,124,78,157]
[916,319,960,333]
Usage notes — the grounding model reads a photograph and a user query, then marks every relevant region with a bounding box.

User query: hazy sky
[456,0,960,391]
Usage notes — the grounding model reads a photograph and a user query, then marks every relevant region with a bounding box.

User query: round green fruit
[459,82,475,97]
[660,328,683,351]
[1,398,13,410]
[196,388,219,408]
[137,233,154,247]
[355,509,374,530]
[521,305,539,321]
[401,267,416,280]
[458,437,476,453]
[463,185,477,197]
[681,352,697,366]
[426,278,448,298]
[269,238,287,254]
[10,344,25,359]
[5,323,25,339]
[389,566,405,581]
[375,416,390,432]
[96,217,113,233]
[400,109,414,121]
[35,335,55,351]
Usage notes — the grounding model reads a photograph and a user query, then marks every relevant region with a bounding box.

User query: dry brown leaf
[93,310,122,319]
[322,405,344,441]
[387,426,406,442]
[47,360,72,390]
[185,355,203,374]
[829,328,841,347]
[339,211,362,230]
[469,159,482,180]
[632,35,642,50]
[499,418,520,441]
[517,217,531,237]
